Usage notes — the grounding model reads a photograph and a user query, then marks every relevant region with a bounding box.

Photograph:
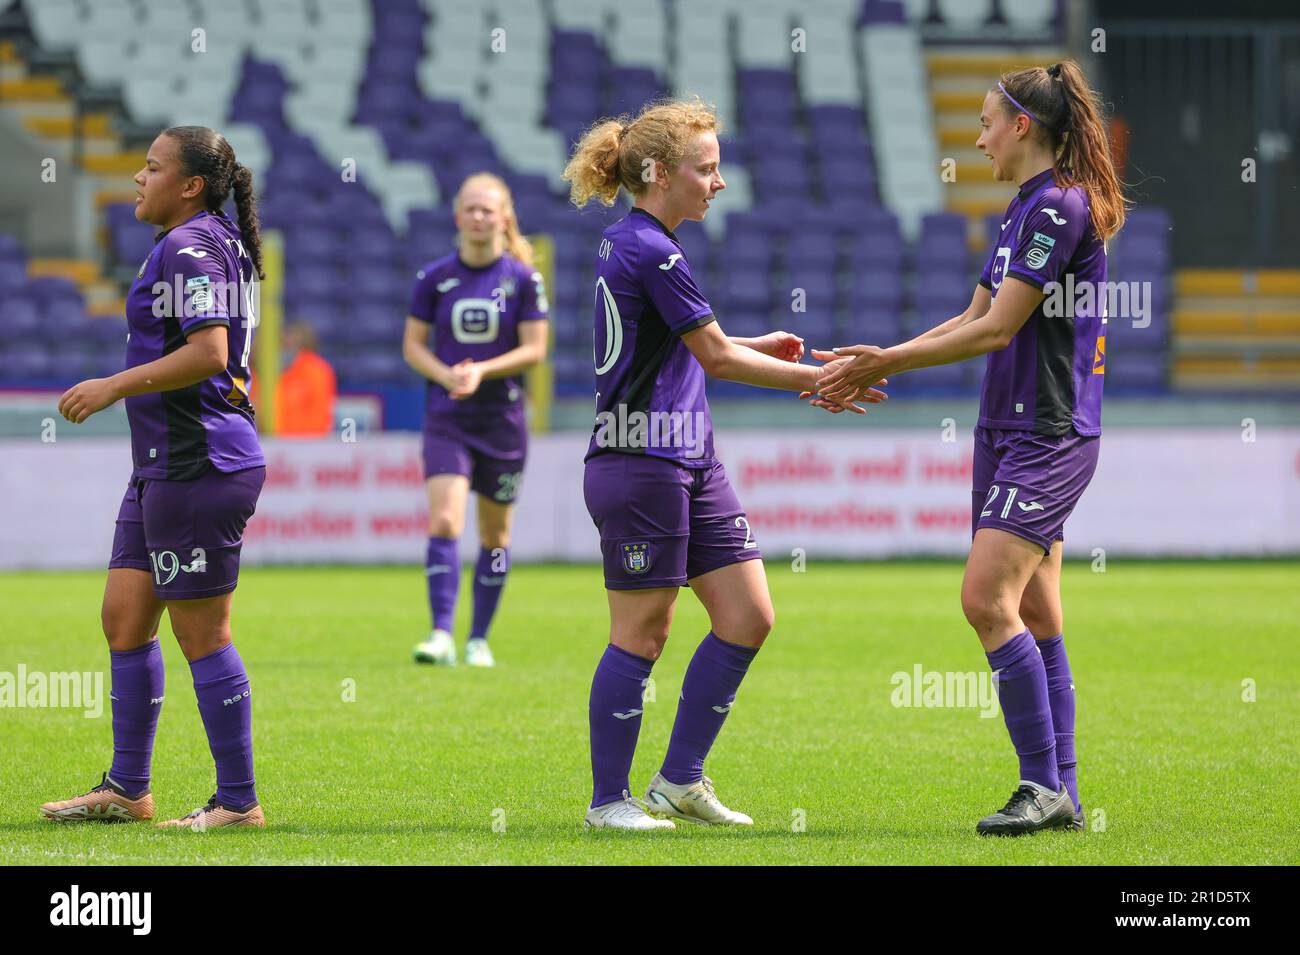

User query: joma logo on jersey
[621,542,651,575]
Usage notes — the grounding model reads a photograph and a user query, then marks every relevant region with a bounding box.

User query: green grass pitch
[1,561,1297,865]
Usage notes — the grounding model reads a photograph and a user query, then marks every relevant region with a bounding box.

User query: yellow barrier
[255,230,284,434]
[527,233,555,434]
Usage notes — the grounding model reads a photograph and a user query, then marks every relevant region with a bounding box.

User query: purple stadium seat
[41,298,87,339]
[722,269,774,312]
[1116,234,1170,271]
[728,233,774,270]
[9,344,52,380]
[785,234,840,269]
[2,291,41,340]
[0,259,27,295]
[722,312,769,339]
[675,223,713,274]
[913,272,969,312]
[1106,348,1166,393]
[851,269,904,310]
[793,312,837,344]
[284,226,339,263]
[842,307,902,343]
[86,317,128,348]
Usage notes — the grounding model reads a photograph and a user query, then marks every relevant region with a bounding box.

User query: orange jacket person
[276,321,336,436]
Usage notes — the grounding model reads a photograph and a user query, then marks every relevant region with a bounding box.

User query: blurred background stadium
[1,0,1297,566]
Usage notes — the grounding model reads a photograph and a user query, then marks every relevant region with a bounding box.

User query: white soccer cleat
[464,637,495,668]
[584,791,676,831]
[643,772,753,826]
[413,629,457,666]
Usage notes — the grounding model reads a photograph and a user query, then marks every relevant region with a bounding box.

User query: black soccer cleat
[976,784,1075,836]
[1064,805,1085,831]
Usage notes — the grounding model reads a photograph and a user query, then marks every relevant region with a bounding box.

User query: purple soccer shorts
[109,465,265,599]
[971,426,1101,554]
[584,453,761,590]
[422,413,527,503]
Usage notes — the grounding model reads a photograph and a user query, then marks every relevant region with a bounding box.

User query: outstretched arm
[816,278,1042,402]
[684,321,887,412]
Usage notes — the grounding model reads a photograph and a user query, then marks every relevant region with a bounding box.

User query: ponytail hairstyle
[996,59,1128,241]
[162,125,266,279]
[454,172,534,267]
[563,96,720,208]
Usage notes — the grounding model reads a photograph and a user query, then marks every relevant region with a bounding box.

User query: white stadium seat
[608,5,668,72]
[551,0,613,32]
[899,0,933,23]
[860,25,941,238]
[23,0,81,51]
[378,162,441,233]
[712,165,753,239]
[76,37,135,87]
[736,11,794,69]
[283,78,358,126]
[934,0,993,31]
[1002,0,1056,33]
[123,76,185,127]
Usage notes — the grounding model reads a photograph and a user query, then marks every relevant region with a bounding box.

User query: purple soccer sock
[190,642,256,809]
[108,639,165,798]
[470,546,508,640]
[589,644,654,809]
[660,633,759,785]
[425,536,460,632]
[1037,633,1078,810]
[987,629,1059,792]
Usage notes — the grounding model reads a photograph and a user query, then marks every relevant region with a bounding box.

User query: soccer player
[403,173,550,668]
[815,60,1125,835]
[42,126,268,829]
[562,99,886,829]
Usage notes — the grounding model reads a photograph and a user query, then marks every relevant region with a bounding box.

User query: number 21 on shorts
[980,484,1021,521]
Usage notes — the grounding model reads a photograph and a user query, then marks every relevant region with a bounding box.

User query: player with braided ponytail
[44,127,268,830]
[816,59,1126,835]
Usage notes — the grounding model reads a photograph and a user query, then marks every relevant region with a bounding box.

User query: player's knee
[172,625,231,662]
[1020,601,1059,639]
[716,603,773,648]
[428,514,461,538]
[101,608,151,651]
[618,631,668,661]
[479,529,510,550]
[612,613,671,660]
[746,603,775,645]
[961,587,1015,635]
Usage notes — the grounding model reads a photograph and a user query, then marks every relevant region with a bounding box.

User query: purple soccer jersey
[978,168,1108,436]
[407,251,549,425]
[587,207,716,467]
[124,209,264,479]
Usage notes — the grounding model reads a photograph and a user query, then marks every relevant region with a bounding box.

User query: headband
[997,81,1040,125]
